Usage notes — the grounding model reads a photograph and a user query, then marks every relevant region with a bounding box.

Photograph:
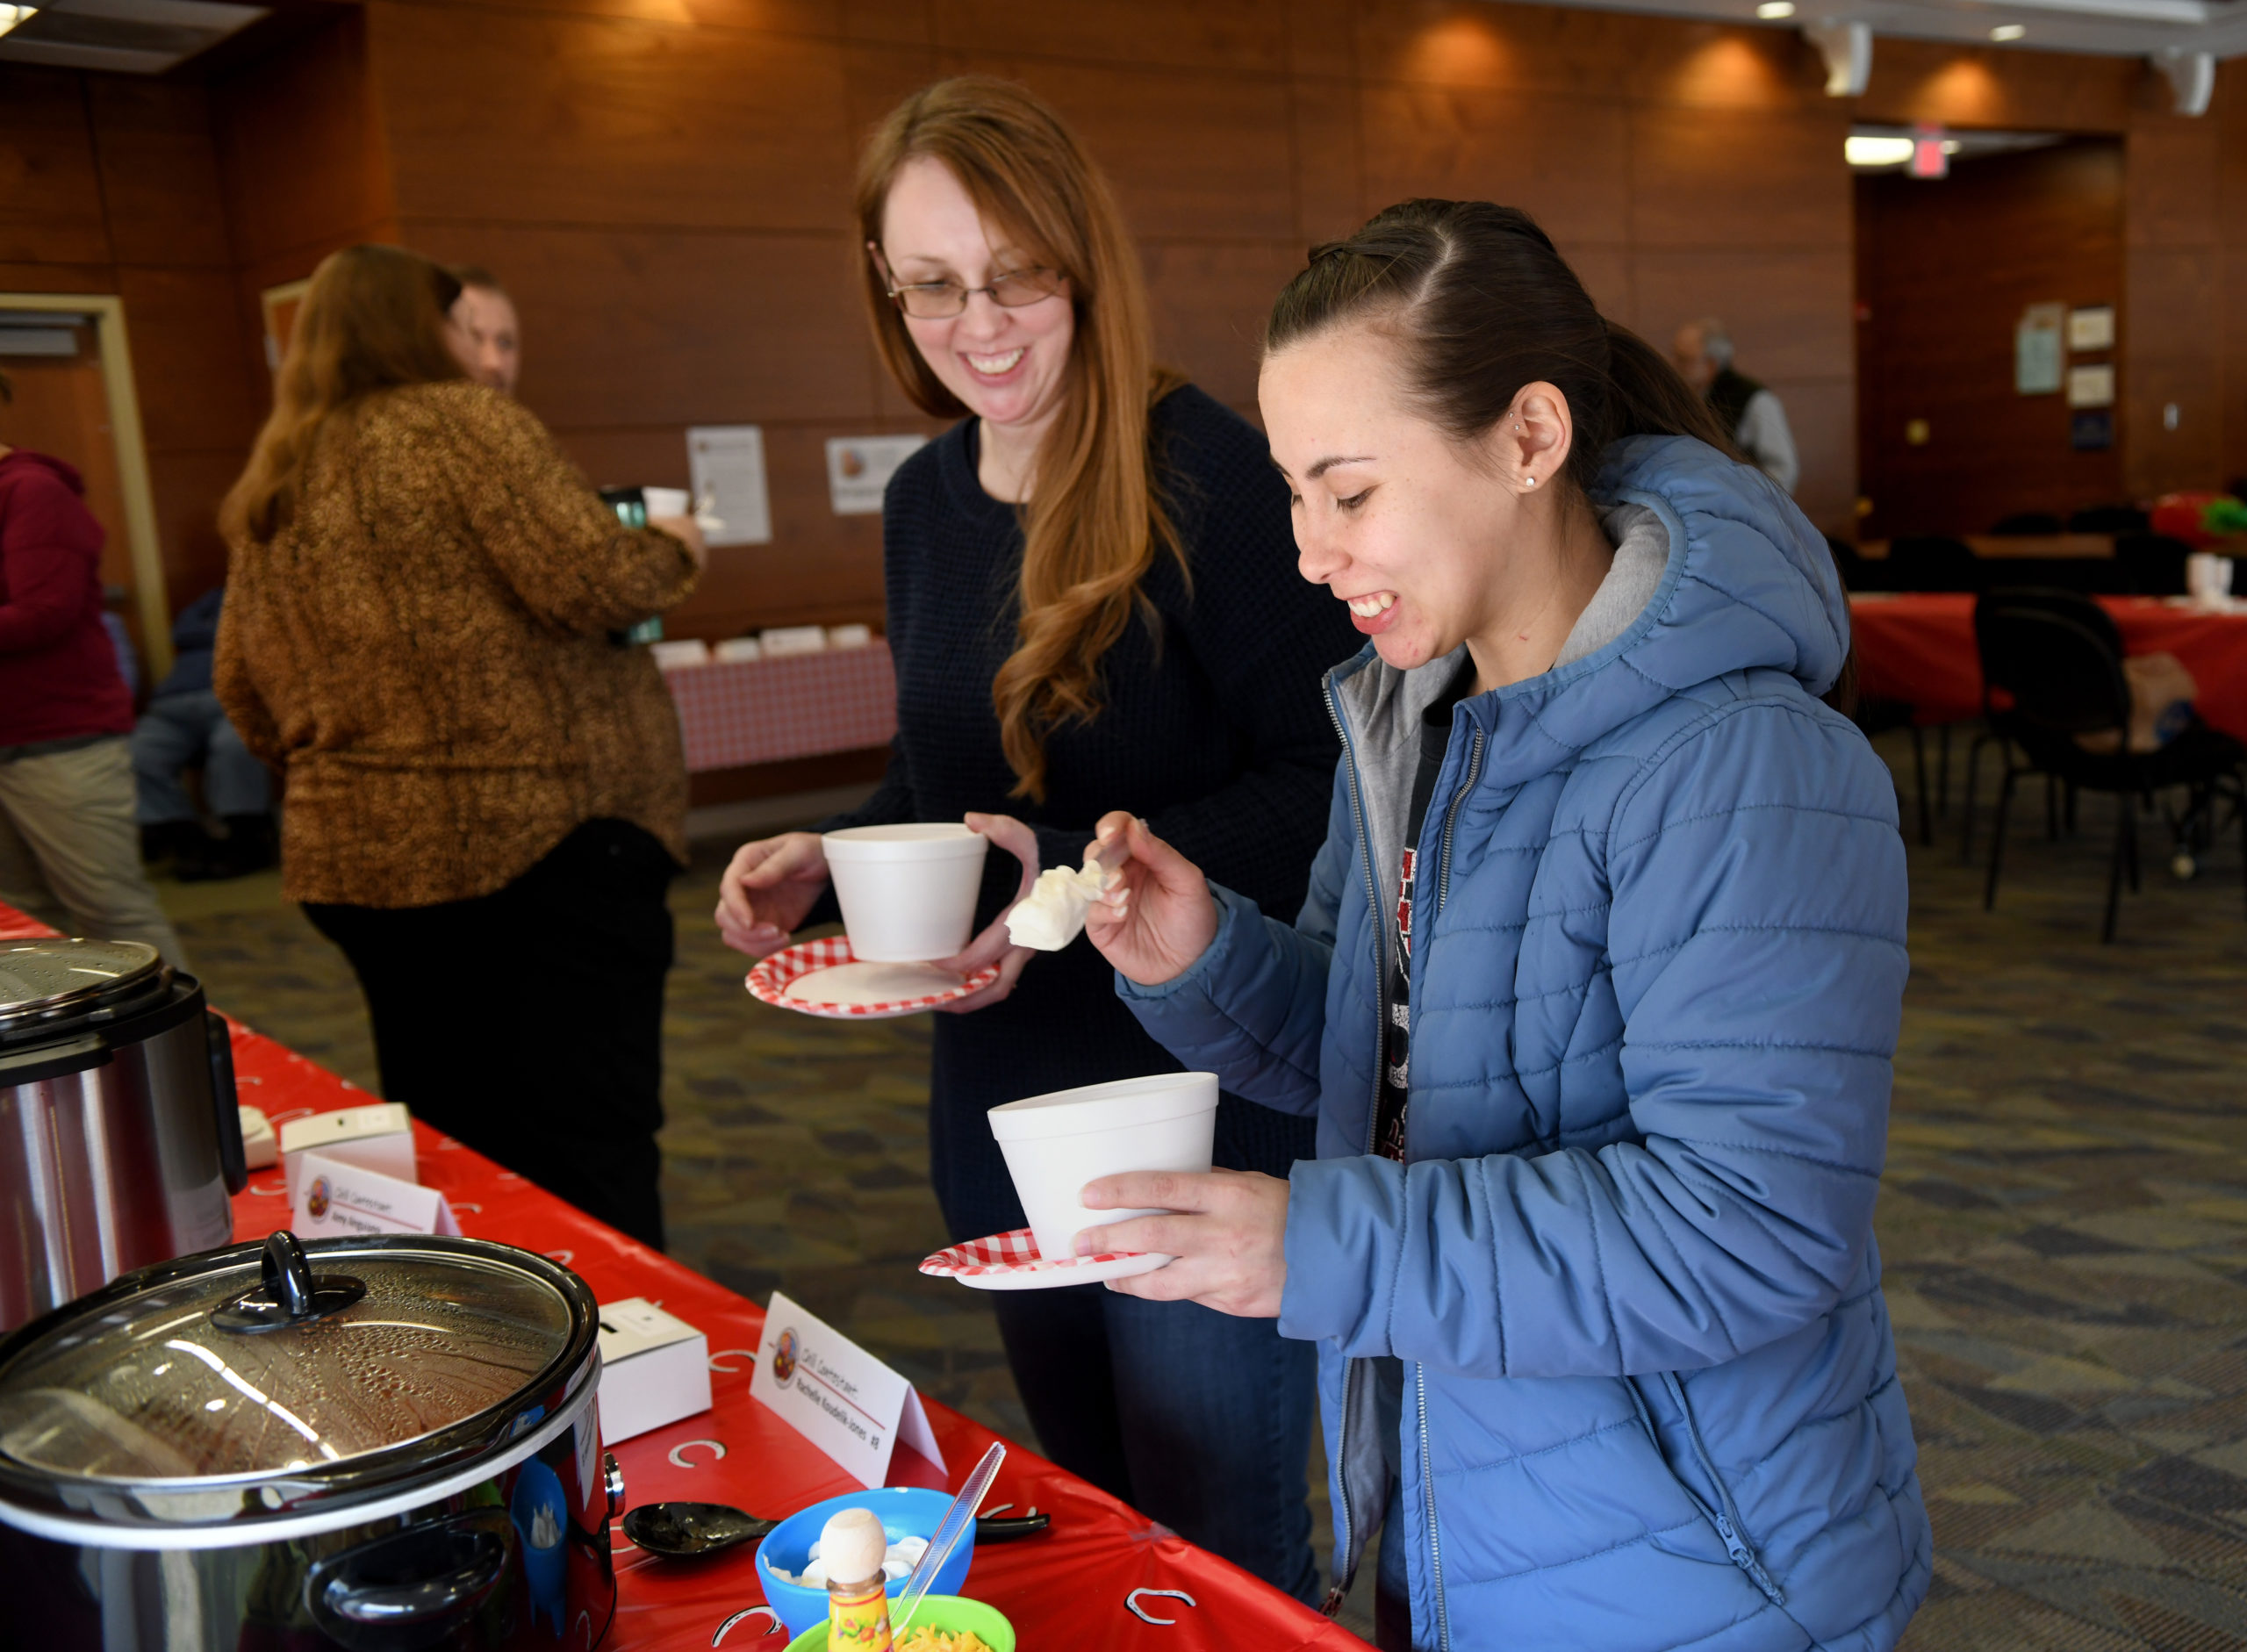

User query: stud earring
[1524,475,1537,488]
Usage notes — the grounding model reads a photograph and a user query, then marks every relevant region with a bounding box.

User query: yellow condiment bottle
[822,1507,893,1651]
[826,1570,893,1650]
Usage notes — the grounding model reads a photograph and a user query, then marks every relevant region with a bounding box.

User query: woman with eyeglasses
[714,77,1355,1600]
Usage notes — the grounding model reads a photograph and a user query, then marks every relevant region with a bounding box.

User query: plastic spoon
[891,1442,1006,1636]
[622,1501,777,1558]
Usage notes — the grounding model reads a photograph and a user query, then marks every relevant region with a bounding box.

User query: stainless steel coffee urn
[0,938,246,1333]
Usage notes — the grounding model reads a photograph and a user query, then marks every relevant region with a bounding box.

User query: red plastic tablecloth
[1850,593,2247,740]
[0,899,1362,1651]
[663,643,896,773]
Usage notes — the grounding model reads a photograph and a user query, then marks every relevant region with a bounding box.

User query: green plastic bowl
[779,1595,1015,1652]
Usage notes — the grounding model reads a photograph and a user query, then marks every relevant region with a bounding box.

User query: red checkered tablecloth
[663,642,897,773]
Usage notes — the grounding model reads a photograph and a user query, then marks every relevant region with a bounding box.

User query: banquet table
[1856,534,2116,561]
[0,898,1360,1652]
[1850,593,2247,740]
[664,642,897,774]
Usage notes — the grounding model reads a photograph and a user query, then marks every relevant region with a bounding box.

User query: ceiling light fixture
[0,4,38,38]
[1991,23,2027,40]
[1845,134,1917,167]
[1755,2,1795,18]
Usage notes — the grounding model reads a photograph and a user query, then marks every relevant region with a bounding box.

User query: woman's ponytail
[1600,319,1738,462]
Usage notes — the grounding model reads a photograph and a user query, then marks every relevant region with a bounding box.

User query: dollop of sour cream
[1006,854,1119,952]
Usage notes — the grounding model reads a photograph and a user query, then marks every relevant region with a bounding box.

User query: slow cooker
[0,1229,621,1649]
[1,937,246,1333]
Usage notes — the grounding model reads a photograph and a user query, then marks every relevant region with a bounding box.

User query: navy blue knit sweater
[820,384,1360,1242]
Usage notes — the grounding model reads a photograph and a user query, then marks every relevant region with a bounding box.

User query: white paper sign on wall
[747,1290,944,1488]
[825,435,928,515]
[687,426,773,546]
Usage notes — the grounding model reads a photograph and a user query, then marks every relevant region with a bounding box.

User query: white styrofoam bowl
[987,1072,1218,1261]
[822,823,989,963]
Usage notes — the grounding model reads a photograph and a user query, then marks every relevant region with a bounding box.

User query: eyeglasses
[885,266,1065,320]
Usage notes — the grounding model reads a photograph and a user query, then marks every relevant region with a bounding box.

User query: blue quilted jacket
[1119,435,1930,1651]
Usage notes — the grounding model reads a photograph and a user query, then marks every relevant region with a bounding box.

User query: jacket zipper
[1415,1363,1452,1651]
[1625,1376,1787,1606]
[1318,677,1388,1616]
[1406,723,1479,1652]
[1432,728,1486,920]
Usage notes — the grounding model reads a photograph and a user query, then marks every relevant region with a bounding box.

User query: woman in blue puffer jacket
[1072,200,1931,1652]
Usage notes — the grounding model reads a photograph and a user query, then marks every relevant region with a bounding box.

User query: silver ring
[1126,1587,1198,1626]
[713,1606,780,1645]
[669,1438,728,1468]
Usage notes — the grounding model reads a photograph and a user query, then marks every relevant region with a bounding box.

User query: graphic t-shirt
[1375,658,1477,1164]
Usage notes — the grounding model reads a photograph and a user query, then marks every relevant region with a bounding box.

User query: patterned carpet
[158,731,2247,1649]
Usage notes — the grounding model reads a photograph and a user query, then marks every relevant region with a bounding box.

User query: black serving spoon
[622,1500,1051,1561]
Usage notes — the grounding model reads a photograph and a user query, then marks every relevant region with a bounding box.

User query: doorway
[1855,136,2124,539]
[0,295,169,679]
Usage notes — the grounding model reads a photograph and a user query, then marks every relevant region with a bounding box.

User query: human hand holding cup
[1080,1166,1290,1318]
[715,831,829,959]
[930,812,1040,1012]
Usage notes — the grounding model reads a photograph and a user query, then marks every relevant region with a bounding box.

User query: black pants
[304,819,676,1248]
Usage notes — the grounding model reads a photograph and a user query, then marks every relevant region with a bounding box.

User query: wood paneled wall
[338,0,1858,636]
[0,68,264,616]
[1858,37,2247,508]
[1856,140,2125,537]
[13,2,2247,629]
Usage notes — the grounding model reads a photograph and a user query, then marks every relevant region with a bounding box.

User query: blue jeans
[988,1282,1319,1604]
[131,690,270,823]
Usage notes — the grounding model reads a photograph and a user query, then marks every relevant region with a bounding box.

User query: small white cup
[640,486,691,518]
[2188,552,2236,607]
[822,823,988,963]
[987,1072,1219,1261]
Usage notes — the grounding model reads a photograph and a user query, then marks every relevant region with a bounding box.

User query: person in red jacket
[0,444,186,964]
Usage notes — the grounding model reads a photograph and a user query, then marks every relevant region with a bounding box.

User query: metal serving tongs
[891,1441,1006,1638]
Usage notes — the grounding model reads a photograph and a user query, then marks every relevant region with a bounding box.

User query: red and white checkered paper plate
[919,1226,1171,1291]
[745,936,998,1020]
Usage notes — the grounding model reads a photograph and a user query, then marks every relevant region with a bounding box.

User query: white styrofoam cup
[822,823,989,962]
[987,1072,1219,1261]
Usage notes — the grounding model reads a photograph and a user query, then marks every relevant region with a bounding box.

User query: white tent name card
[748,1290,944,1488]
[291,1151,460,1239]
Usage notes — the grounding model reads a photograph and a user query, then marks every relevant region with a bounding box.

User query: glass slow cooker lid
[0,1234,579,1483]
[0,938,166,1039]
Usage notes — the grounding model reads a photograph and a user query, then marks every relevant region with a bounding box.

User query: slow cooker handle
[307,1507,514,1652]
[206,1011,247,1194]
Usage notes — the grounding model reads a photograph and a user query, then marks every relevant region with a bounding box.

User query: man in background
[0,430,187,965]
[1672,316,1798,494]
[133,585,275,881]
[449,265,520,394]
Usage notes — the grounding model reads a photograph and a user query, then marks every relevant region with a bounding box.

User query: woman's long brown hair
[220,244,464,545]
[855,76,1181,803]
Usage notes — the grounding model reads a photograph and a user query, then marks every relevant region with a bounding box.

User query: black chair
[1991,512,2065,536]
[1972,591,2246,941]
[1854,694,1936,846]
[2114,533,2191,597]
[1886,535,1984,593]
[2069,503,2150,534]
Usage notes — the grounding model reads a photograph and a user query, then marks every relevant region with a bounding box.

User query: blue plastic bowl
[753,1487,975,1638]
